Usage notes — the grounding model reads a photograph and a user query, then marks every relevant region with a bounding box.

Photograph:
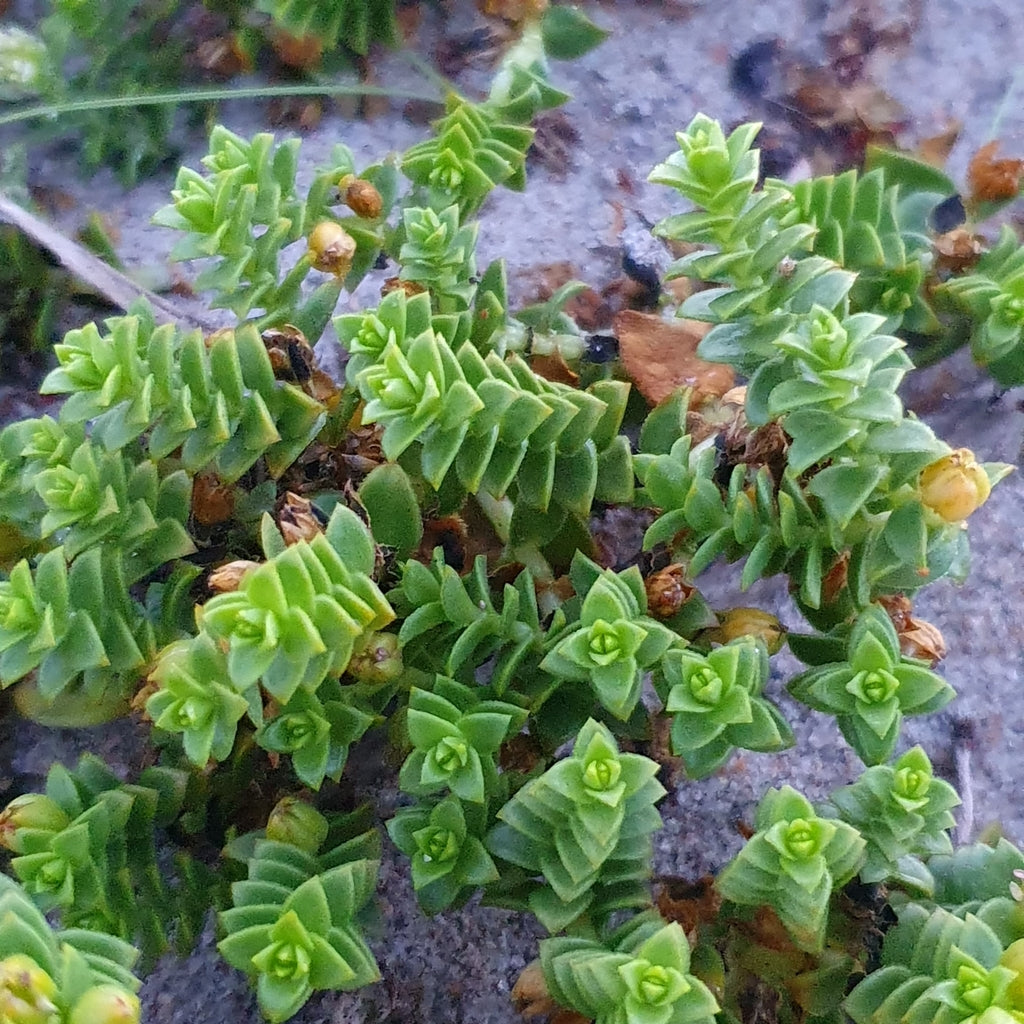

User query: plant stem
[0,81,441,128]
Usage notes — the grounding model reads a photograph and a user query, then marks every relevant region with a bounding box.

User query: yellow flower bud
[711,608,784,655]
[68,985,140,1024]
[919,448,991,523]
[307,221,356,278]
[0,794,69,853]
[0,955,58,1024]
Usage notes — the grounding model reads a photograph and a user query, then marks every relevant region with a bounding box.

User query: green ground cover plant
[3,5,1024,1023]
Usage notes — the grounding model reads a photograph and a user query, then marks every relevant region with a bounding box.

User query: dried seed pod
[877,594,947,666]
[278,492,324,545]
[208,560,259,594]
[919,448,991,523]
[307,221,356,277]
[339,173,383,219]
[644,563,695,619]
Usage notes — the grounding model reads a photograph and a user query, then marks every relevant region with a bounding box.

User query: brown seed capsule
[278,492,323,546]
[919,448,991,523]
[877,594,946,666]
[308,221,357,277]
[339,173,383,220]
[644,564,695,619]
[208,560,259,594]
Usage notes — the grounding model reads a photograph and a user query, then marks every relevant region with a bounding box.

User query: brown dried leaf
[269,30,323,71]
[511,960,556,1018]
[614,310,733,407]
[968,140,1024,204]
[917,121,962,168]
[933,228,984,274]
[191,472,235,526]
[531,351,579,387]
[656,876,722,934]
[479,0,549,21]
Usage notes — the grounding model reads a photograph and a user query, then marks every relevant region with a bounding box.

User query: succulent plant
[716,785,866,952]
[788,606,955,765]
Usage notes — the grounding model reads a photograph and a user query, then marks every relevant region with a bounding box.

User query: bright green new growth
[2,29,1020,1021]
[657,638,793,778]
[1,755,211,967]
[0,871,141,1024]
[486,719,665,933]
[845,890,1024,1024]
[823,745,960,891]
[387,794,499,915]
[541,558,676,720]
[716,785,866,953]
[146,504,393,767]
[938,224,1024,386]
[218,821,381,1024]
[341,288,630,539]
[153,128,395,323]
[788,606,955,764]
[398,675,526,805]
[37,305,328,480]
[540,911,719,1024]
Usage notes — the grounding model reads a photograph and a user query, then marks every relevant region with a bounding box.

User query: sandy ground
[3,1,1024,1021]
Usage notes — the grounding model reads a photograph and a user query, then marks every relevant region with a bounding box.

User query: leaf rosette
[788,606,954,764]
[540,913,719,1024]
[487,720,665,932]
[541,565,676,720]
[398,677,524,804]
[387,794,498,915]
[658,638,793,778]
[824,745,959,890]
[716,785,865,952]
[146,636,251,766]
